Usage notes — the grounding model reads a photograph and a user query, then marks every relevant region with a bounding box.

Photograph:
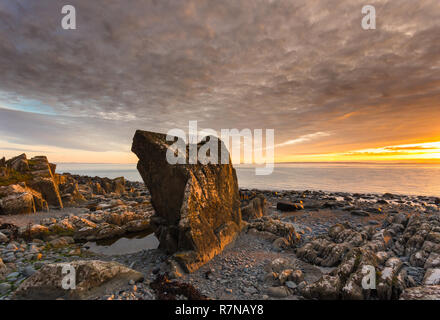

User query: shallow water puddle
[84,230,159,255]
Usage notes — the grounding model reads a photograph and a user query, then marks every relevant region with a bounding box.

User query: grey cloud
[0,0,439,154]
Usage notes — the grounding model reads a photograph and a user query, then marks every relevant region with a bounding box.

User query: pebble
[0,283,12,295]
[285,281,297,289]
[0,232,8,243]
[22,265,36,277]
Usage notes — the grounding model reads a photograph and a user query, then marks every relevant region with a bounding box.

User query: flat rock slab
[13,260,144,300]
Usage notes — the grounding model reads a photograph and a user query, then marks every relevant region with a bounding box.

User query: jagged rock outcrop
[0,183,48,215]
[131,130,242,272]
[13,260,144,300]
[297,212,440,300]
[71,175,126,196]
[54,173,86,206]
[0,184,36,215]
[240,192,266,221]
[247,216,301,247]
[0,154,62,213]
[25,156,63,208]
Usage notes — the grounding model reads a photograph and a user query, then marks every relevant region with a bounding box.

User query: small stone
[289,270,304,284]
[0,282,12,295]
[267,286,290,298]
[297,281,307,291]
[351,210,370,217]
[6,243,18,251]
[6,271,20,281]
[243,286,258,294]
[22,266,36,277]
[285,281,297,289]
[0,232,8,243]
[3,253,16,263]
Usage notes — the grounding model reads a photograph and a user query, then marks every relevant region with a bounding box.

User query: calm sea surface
[55,162,440,197]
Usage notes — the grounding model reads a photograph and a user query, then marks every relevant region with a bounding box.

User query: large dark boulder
[132,130,242,272]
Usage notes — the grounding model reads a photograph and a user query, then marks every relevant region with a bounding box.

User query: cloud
[275,132,330,148]
[0,0,439,161]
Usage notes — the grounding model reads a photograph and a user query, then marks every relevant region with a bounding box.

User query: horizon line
[54,160,440,165]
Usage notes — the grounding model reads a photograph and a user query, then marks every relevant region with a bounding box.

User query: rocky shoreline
[1,183,439,299]
[1,151,440,300]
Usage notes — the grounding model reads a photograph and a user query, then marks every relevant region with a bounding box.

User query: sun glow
[278,141,440,163]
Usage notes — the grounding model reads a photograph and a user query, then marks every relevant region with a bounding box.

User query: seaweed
[150,273,208,300]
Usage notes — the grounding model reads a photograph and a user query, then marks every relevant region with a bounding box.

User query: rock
[276,201,303,212]
[168,259,184,279]
[55,174,86,206]
[6,271,20,281]
[400,285,440,300]
[267,286,290,298]
[0,154,63,210]
[296,238,352,267]
[105,210,139,226]
[5,153,29,171]
[22,265,36,277]
[265,258,293,273]
[263,272,278,285]
[13,260,144,300]
[0,231,8,243]
[272,237,290,250]
[49,219,76,234]
[241,195,266,221]
[285,281,297,290]
[248,217,300,246]
[423,268,440,285]
[300,275,342,300]
[18,224,49,239]
[243,286,258,294]
[70,175,126,196]
[49,236,75,248]
[0,258,8,280]
[0,282,12,295]
[0,184,35,215]
[278,269,293,285]
[376,257,405,300]
[425,252,440,269]
[123,219,151,233]
[351,210,370,217]
[132,130,242,272]
[290,269,304,284]
[26,156,63,208]
[95,223,125,240]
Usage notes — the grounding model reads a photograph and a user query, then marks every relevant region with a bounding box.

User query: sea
[55,162,440,197]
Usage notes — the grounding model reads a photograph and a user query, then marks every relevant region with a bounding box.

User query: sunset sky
[0,0,439,164]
